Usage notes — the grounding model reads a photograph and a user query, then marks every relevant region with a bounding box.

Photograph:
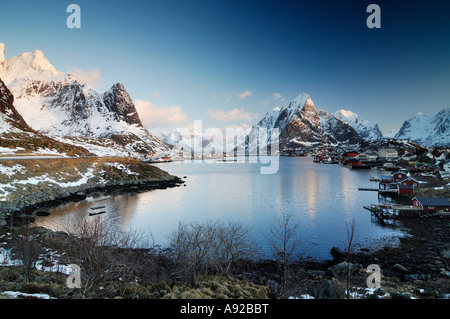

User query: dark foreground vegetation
[1,211,449,300]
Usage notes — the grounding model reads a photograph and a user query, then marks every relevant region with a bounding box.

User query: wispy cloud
[152,92,167,100]
[216,90,253,102]
[134,99,189,129]
[66,67,103,87]
[273,92,283,100]
[207,108,258,122]
[237,90,252,99]
[263,92,285,104]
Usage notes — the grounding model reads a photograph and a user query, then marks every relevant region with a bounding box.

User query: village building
[392,171,408,181]
[397,184,414,195]
[357,150,378,162]
[444,159,450,174]
[378,148,398,161]
[413,197,450,212]
[396,176,420,188]
[415,162,437,171]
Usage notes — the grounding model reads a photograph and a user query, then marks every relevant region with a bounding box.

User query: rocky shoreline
[0,157,185,226]
[4,177,185,227]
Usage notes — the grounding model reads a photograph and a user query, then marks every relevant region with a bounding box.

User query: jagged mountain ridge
[0,44,169,156]
[394,108,450,147]
[247,93,363,152]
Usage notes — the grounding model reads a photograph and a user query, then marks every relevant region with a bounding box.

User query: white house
[444,159,450,174]
[378,148,398,161]
[357,150,378,162]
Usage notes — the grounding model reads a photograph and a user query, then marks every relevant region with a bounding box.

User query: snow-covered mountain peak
[395,107,450,146]
[302,97,316,113]
[0,45,61,86]
[334,109,358,123]
[334,109,382,141]
[287,93,311,112]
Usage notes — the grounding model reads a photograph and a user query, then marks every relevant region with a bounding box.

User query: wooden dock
[358,188,378,191]
[358,187,397,194]
[363,203,423,220]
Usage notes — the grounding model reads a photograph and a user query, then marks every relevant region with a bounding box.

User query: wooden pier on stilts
[363,203,423,221]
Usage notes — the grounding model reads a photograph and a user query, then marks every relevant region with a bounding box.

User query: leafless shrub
[263,211,304,298]
[10,219,43,281]
[168,220,257,282]
[345,217,358,299]
[60,214,150,297]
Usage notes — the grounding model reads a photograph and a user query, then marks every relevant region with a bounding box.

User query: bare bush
[345,217,358,299]
[168,220,257,281]
[11,219,43,281]
[60,214,149,297]
[263,211,304,298]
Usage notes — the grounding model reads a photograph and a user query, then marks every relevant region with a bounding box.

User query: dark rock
[330,246,346,260]
[392,263,409,273]
[316,279,338,299]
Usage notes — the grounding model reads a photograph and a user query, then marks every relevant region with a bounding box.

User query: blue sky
[1,0,450,135]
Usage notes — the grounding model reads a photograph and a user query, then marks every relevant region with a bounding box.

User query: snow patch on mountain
[334,109,383,141]
[394,108,450,147]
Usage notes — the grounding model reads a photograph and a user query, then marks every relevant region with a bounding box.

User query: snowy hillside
[0,77,91,156]
[0,44,169,156]
[394,108,450,147]
[334,109,383,141]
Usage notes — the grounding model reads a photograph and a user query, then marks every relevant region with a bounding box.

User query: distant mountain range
[161,93,450,153]
[1,43,449,157]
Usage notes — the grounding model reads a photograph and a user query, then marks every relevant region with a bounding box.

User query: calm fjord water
[35,157,405,260]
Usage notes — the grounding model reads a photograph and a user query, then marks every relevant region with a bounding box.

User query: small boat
[36,211,51,217]
[89,211,106,216]
[90,205,105,210]
[95,196,112,202]
[369,176,380,182]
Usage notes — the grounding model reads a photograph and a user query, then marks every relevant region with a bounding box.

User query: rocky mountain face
[0,77,29,131]
[394,108,450,147]
[247,93,363,152]
[0,44,169,156]
[0,77,91,155]
[334,109,383,141]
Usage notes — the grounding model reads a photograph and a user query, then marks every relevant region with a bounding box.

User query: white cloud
[207,108,258,122]
[273,92,282,99]
[217,90,252,102]
[152,92,167,100]
[134,99,189,129]
[66,67,103,87]
[237,90,252,99]
[272,92,285,102]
